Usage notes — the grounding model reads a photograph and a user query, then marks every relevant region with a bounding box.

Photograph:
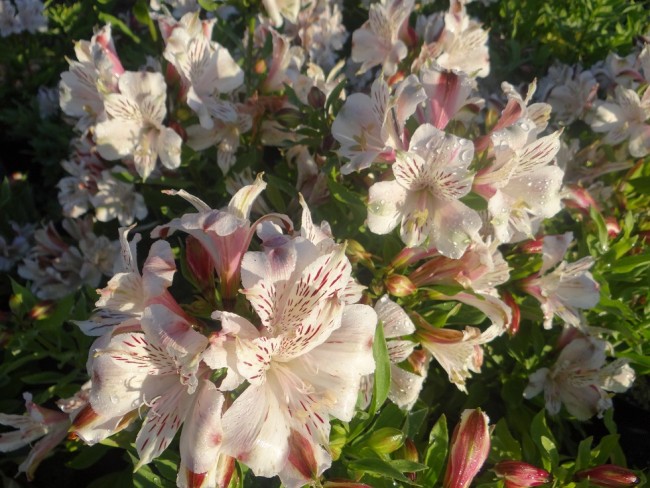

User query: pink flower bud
[575,465,639,487]
[604,217,621,238]
[562,185,600,214]
[443,409,491,488]
[501,292,521,336]
[493,460,550,488]
[385,274,417,297]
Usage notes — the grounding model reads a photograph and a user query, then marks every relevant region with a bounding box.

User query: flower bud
[604,217,621,238]
[367,427,405,454]
[345,239,373,265]
[254,59,267,75]
[329,423,347,461]
[399,438,419,482]
[493,460,550,487]
[307,86,326,109]
[385,274,417,297]
[28,301,56,321]
[443,409,491,488]
[575,464,639,487]
[501,292,521,336]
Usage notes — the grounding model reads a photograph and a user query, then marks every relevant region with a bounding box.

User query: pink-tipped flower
[575,464,639,487]
[443,408,491,488]
[493,460,550,488]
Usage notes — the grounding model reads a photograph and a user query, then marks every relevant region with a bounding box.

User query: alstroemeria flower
[474,129,564,244]
[94,71,182,181]
[432,0,490,78]
[524,335,635,420]
[205,202,376,488]
[80,303,220,471]
[59,24,125,131]
[332,75,426,174]
[416,314,502,392]
[74,227,177,336]
[417,64,474,130]
[161,11,244,130]
[367,123,481,258]
[152,174,289,303]
[0,393,70,481]
[351,0,414,76]
[521,232,600,329]
[332,74,426,173]
[589,84,650,157]
[443,408,491,488]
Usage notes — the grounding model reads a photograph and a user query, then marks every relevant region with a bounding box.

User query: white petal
[374,295,416,338]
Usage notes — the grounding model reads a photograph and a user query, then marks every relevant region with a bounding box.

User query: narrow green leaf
[575,437,592,470]
[369,321,391,415]
[348,458,415,484]
[421,414,448,486]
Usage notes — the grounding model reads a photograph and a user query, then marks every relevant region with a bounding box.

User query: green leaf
[0,177,10,208]
[133,0,157,41]
[490,419,522,461]
[348,458,415,484]
[610,254,650,274]
[421,414,448,486]
[369,321,391,415]
[97,13,140,43]
[530,410,558,471]
[66,444,111,470]
[390,460,429,472]
[575,437,593,470]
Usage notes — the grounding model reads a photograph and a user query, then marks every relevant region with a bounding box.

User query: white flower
[205,202,376,488]
[91,167,148,226]
[351,0,414,76]
[589,85,650,158]
[332,75,425,174]
[94,71,182,181]
[15,0,47,34]
[0,393,70,481]
[431,0,490,77]
[0,0,21,37]
[367,123,481,258]
[162,11,244,130]
[474,130,564,243]
[59,24,125,131]
[521,232,600,329]
[524,336,635,420]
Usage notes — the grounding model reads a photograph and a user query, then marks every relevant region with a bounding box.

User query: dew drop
[459,148,473,162]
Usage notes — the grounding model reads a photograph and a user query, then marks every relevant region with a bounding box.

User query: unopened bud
[385,274,417,297]
[28,301,55,321]
[399,438,420,482]
[501,292,521,336]
[520,237,544,254]
[307,86,326,109]
[254,59,267,75]
[443,409,491,488]
[493,460,550,487]
[563,185,599,213]
[387,70,405,86]
[407,348,429,376]
[367,427,405,454]
[389,247,438,270]
[276,108,302,128]
[345,239,373,265]
[604,217,621,238]
[575,464,639,487]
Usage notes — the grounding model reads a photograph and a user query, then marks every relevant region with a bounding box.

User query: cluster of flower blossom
[0,0,640,485]
[0,0,46,37]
